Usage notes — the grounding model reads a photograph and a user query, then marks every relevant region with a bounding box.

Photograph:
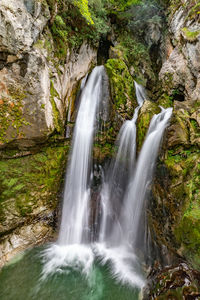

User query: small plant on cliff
[74,0,94,23]
[182,27,200,42]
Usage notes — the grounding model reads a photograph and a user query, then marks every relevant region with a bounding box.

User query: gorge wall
[150,0,200,270]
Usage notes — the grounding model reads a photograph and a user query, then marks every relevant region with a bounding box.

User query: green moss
[137,101,160,150]
[51,15,69,62]
[33,39,44,49]
[182,27,200,42]
[105,58,137,118]
[0,144,69,220]
[157,93,173,108]
[164,145,200,267]
[175,204,200,268]
[93,142,114,162]
[50,81,63,134]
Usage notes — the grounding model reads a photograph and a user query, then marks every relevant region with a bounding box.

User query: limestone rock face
[0,0,49,54]
[0,221,53,268]
[0,0,96,148]
[159,5,200,102]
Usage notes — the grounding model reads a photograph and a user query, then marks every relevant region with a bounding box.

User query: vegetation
[0,144,69,221]
[182,27,200,42]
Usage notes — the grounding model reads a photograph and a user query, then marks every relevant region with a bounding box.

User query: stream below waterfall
[0,246,140,300]
[0,66,172,300]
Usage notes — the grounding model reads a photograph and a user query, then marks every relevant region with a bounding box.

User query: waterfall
[96,87,172,287]
[111,106,173,249]
[58,66,105,245]
[42,70,172,290]
[99,82,146,243]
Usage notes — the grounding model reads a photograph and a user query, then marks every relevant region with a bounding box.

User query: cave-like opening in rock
[97,36,113,65]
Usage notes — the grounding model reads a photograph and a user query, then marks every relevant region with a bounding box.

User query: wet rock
[0,220,54,268]
[143,263,200,299]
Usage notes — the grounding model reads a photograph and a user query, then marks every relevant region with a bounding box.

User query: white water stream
[58,66,104,245]
[99,82,146,244]
[42,69,172,290]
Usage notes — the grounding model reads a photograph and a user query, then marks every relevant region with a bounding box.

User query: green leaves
[74,0,94,24]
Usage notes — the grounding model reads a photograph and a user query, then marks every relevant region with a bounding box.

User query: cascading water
[99,82,146,244]
[94,82,147,287]
[41,66,107,278]
[95,104,172,288]
[120,107,173,248]
[59,66,104,245]
[109,106,173,249]
[41,70,172,292]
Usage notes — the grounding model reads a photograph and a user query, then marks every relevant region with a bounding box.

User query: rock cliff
[149,0,200,270]
[0,0,96,148]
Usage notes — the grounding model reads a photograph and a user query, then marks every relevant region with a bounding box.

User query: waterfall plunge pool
[0,245,143,300]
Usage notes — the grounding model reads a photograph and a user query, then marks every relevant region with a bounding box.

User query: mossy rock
[137,100,160,151]
[0,143,69,233]
[175,204,200,268]
[157,93,173,108]
[144,263,200,299]
[105,58,137,120]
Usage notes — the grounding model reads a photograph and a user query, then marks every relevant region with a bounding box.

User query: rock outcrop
[159,2,200,102]
[0,0,96,149]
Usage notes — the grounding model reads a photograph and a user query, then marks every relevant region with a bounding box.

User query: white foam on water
[41,244,94,280]
[94,243,145,289]
[41,242,145,289]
